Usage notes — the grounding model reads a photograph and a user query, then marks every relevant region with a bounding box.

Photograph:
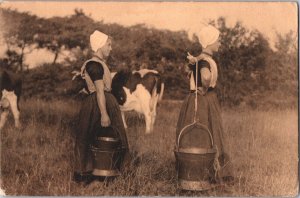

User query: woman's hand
[187,52,197,64]
[187,53,208,64]
[101,113,111,127]
[198,87,208,96]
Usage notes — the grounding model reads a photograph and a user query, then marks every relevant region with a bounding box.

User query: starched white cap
[197,25,220,49]
[90,30,108,52]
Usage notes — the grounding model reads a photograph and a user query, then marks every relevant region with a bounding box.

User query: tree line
[0,8,297,108]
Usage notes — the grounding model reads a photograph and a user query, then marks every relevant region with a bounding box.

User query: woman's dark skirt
[74,92,129,173]
[176,89,233,179]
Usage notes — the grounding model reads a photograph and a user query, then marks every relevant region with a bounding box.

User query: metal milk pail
[91,127,126,177]
[174,122,217,191]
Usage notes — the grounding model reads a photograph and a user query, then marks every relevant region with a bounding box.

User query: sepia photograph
[0,1,298,196]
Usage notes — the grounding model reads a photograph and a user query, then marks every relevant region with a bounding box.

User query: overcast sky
[1,2,297,37]
[0,1,298,67]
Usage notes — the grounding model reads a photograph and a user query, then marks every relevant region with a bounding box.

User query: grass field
[0,99,298,196]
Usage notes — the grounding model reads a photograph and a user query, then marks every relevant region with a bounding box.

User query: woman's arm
[200,67,211,88]
[94,80,111,127]
[187,52,207,64]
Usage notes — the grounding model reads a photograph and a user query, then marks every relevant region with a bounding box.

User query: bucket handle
[176,121,214,151]
[176,54,214,151]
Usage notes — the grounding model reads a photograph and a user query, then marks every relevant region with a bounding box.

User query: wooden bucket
[90,127,126,177]
[174,122,217,191]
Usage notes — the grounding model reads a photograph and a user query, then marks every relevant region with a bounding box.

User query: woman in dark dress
[176,25,234,183]
[73,30,128,183]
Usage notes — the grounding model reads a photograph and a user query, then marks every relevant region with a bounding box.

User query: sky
[0,1,298,68]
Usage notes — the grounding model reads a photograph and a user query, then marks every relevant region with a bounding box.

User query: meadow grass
[0,99,298,196]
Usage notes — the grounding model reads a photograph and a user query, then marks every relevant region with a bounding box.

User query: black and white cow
[0,69,22,130]
[111,69,164,134]
[72,69,164,134]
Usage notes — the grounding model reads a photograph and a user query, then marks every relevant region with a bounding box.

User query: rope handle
[194,57,198,122]
[175,56,213,150]
[176,121,214,151]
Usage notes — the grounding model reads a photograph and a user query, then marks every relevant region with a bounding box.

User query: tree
[214,17,271,106]
[34,9,95,64]
[265,31,298,96]
[1,8,39,72]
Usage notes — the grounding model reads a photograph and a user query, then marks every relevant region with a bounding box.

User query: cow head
[112,87,126,105]
[111,70,132,105]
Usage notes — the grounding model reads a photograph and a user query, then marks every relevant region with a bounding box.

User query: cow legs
[7,93,20,129]
[149,95,159,133]
[150,110,156,133]
[137,90,152,134]
[144,111,152,134]
[121,111,128,130]
[0,110,9,130]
